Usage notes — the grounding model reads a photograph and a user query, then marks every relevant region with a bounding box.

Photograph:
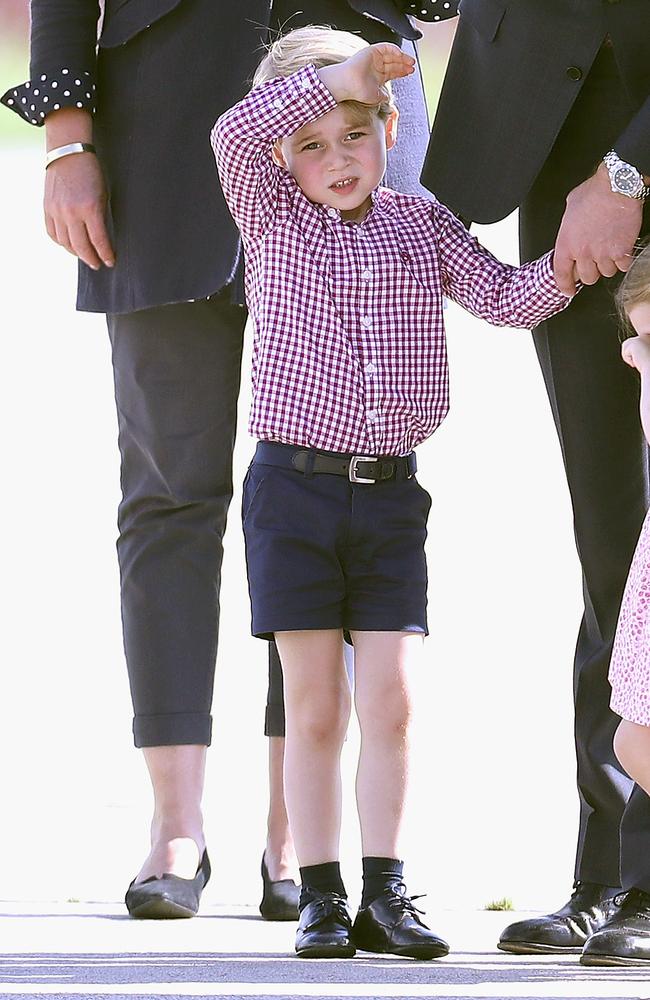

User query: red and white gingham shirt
[212,65,570,456]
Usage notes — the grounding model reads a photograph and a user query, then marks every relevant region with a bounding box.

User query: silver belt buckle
[348,455,377,484]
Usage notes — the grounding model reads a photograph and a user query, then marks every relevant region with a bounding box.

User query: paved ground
[0,904,649,1000]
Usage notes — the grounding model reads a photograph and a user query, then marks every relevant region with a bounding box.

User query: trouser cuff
[133,713,212,747]
[264,703,286,738]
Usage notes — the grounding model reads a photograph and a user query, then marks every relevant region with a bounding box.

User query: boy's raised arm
[211,66,336,242]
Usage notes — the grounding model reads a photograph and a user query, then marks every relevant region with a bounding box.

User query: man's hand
[318,43,415,107]
[44,152,115,270]
[553,162,643,295]
[622,334,650,374]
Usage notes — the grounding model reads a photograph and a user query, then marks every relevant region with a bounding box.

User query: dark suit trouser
[108,294,245,747]
[519,44,650,891]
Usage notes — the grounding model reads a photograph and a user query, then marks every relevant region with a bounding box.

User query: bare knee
[358,688,412,742]
[290,684,351,748]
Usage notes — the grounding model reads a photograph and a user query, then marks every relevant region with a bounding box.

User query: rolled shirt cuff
[1,67,96,126]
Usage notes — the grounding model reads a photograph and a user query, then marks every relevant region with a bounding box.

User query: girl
[610,245,650,793]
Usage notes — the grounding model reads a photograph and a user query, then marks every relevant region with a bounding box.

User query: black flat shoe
[353,885,449,960]
[295,890,355,958]
[580,888,650,966]
[125,849,211,919]
[259,852,300,921]
[497,881,619,954]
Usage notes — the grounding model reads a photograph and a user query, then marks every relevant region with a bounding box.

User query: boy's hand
[622,335,650,373]
[318,43,415,106]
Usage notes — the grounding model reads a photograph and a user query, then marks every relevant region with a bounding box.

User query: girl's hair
[252,25,397,121]
[617,241,650,339]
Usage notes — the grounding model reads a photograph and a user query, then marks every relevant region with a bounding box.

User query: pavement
[1,904,649,1000]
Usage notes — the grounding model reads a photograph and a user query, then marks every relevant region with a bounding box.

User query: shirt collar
[318,187,380,228]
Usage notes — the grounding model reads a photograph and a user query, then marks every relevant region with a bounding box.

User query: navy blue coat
[421,0,650,224]
[23,0,456,313]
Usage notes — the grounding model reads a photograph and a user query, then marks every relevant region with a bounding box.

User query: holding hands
[553,163,643,295]
[317,43,415,107]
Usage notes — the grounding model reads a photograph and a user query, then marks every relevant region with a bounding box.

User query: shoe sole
[296,944,356,959]
[127,898,197,919]
[356,943,449,961]
[497,941,582,955]
[580,953,650,967]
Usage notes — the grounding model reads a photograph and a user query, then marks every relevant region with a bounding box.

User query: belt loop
[304,451,316,478]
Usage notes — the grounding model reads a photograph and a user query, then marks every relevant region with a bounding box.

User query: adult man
[422,0,650,965]
[2,0,447,919]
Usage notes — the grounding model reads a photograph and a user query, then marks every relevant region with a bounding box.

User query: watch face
[614,166,640,195]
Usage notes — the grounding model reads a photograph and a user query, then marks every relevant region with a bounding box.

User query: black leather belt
[254,441,417,484]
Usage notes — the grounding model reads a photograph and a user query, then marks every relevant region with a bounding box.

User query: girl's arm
[433,199,574,329]
[622,336,650,446]
[211,66,337,242]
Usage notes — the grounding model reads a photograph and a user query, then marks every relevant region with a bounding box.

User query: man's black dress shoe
[125,849,211,919]
[353,885,449,960]
[580,888,650,966]
[295,891,356,958]
[497,881,618,954]
[259,853,300,921]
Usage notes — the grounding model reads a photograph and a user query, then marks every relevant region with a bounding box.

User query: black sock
[361,856,404,908]
[299,862,346,910]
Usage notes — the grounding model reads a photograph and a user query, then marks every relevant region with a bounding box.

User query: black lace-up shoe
[125,849,211,919]
[580,888,650,966]
[353,884,449,959]
[295,890,355,958]
[497,881,619,954]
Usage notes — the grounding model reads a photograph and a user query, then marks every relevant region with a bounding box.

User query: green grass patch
[484,897,514,911]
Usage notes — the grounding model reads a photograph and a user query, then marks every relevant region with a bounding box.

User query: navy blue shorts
[242,442,431,640]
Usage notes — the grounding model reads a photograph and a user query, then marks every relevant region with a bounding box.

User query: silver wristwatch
[603,150,649,200]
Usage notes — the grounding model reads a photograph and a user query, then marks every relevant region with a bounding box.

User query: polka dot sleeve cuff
[400,0,458,21]
[1,68,96,126]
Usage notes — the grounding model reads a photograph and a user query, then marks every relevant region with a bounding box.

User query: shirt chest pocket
[392,241,440,293]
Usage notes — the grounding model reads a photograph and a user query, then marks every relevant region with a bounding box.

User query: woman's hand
[318,43,415,107]
[44,107,115,270]
[45,152,115,270]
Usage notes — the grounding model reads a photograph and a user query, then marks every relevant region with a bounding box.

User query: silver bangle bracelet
[45,142,96,169]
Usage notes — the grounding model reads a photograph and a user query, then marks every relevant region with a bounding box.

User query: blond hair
[253,25,396,121]
[617,241,650,339]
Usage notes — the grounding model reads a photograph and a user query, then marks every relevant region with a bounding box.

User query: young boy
[212,27,573,960]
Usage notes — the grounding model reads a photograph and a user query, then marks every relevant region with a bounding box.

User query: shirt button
[566,66,583,81]
[326,207,338,219]
[361,315,372,328]
[273,98,284,109]
[365,362,377,375]
[361,268,372,281]
[367,410,378,422]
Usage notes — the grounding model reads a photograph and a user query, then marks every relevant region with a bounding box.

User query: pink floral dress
[609,509,650,726]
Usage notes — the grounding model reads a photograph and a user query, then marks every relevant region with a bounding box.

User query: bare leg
[134,744,206,883]
[614,720,650,798]
[352,631,423,858]
[265,736,299,881]
[274,629,351,866]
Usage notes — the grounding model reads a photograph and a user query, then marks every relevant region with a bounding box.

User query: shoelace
[303,893,350,931]
[383,881,427,919]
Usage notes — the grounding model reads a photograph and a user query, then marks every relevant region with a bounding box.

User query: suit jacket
[421,0,650,225]
[27,0,457,314]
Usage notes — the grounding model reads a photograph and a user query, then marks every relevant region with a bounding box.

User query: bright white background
[0,141,583,912]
